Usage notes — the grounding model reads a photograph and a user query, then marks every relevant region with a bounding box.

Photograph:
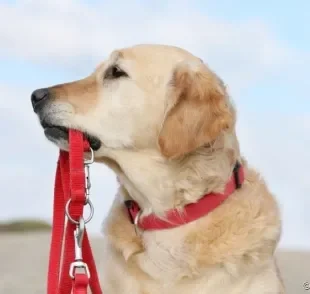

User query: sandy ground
[0,232,309,293]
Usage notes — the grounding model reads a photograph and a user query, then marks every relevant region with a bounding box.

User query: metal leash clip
[68,147,95,279]
[84,147,94,204]
[69,217,91,279]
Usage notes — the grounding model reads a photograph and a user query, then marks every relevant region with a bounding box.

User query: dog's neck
[97,136,240,216]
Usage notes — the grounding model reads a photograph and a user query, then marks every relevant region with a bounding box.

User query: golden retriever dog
[31,44,285,293]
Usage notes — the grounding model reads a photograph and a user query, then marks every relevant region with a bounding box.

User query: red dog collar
[125,162,244,231]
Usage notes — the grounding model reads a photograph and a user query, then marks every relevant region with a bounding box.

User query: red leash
[47,130,102,294]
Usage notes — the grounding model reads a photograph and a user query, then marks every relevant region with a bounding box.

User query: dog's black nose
[31,88,49,112]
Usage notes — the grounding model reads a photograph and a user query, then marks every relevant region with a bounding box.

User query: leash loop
[48,131,102,294]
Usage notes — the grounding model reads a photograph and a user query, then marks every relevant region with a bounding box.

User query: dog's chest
[101,235,281,294]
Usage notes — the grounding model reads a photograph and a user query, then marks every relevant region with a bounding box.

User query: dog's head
[31,44,235,159]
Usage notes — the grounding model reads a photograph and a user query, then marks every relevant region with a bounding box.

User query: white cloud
[0,0,308,91]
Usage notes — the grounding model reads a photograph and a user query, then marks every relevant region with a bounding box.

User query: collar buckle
[233,161,242,189]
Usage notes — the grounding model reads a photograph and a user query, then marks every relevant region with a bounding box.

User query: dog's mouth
[42,121,102,151]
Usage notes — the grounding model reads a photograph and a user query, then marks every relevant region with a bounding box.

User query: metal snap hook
[69,217,91,280]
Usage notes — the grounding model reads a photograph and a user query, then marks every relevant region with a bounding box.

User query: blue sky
[1,0,309,115]
[204,0,310,113]
[0,0,309,249]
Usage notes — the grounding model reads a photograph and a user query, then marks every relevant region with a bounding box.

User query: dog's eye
[105,66,128,79]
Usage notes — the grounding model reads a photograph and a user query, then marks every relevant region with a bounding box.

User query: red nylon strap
[127,164,245,231]
[72,274,89,294]
[47,130,102,294]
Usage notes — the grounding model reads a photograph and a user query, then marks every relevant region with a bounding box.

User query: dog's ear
[158,61,234,159]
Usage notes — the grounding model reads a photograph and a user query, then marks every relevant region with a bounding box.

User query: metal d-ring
[65,198,94,225]
[84,147,94,165]
[133,210,143,236]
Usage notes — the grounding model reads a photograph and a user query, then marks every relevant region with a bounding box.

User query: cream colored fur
[37,44,285,293]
